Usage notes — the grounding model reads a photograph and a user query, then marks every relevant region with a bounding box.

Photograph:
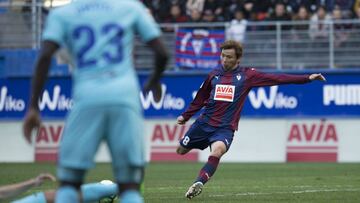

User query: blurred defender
[22,0,168,202]
[176,40,325,199]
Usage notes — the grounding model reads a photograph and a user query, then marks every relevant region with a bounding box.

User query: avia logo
[0,87,26,111]
[38,85,73,111]
[287,121,338,144]
[214,85,235,102]
[140,84,185,110]
[151,124,189,143]
[248,86,297,109]
[323,85,360,106]
[36,124,63,145]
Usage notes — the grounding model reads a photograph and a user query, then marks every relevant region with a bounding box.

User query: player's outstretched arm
[0,173,55,200]
[309,73,326,81]
[143,37,169,102]
[23,40,60,143]
[177,115,186,125]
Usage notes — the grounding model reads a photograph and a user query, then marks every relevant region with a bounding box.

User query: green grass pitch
[1,162,360,202]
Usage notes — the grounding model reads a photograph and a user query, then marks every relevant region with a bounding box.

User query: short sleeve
[42,10,66,46]
[134,3,161,42]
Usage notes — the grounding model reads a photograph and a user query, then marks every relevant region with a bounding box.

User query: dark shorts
[179,119,234,151]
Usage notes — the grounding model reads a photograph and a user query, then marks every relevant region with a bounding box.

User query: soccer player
[0,173,55,201]
[22,0,168,203]
[176,40,326,199]
[13,180,118,203]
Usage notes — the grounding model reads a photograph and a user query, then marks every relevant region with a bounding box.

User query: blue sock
[120,190,143,203]
[12,192,46,203]
[81,183,118,202]
[55,186,79,203]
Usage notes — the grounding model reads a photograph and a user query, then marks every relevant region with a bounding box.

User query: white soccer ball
[100,180,115,185]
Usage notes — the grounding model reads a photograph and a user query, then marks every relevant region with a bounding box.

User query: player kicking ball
[176,40,326,199]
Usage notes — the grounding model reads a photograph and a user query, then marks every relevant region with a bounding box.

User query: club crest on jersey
[214,85,235,102]
[236,74,241,81]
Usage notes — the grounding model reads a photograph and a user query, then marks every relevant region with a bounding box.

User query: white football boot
[185,181,203,199]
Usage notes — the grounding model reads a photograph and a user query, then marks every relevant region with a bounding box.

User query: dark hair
[220,40,243,59]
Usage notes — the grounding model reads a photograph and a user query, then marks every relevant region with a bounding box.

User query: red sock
[195,156,220,184]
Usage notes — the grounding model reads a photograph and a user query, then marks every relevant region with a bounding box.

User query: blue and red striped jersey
[181,67,311,131]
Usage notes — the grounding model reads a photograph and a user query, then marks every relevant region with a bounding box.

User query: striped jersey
[182,66,310,131]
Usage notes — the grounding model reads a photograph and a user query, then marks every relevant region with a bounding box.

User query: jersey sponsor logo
[0,86,25,112]
[323,85,360,106]
[140,84,185,110]
[286,120,338,162]
[248,86,297,109]
[214,85,235,102]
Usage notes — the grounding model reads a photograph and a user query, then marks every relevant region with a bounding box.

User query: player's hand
[309,73,326,82]
[34,173,56,186]
[177,115,186,125]
[143,79,162,102]
[23,108,41,144]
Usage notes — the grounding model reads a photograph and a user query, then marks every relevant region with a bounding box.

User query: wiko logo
[140,84,185,110]
[0,86,25,111]
[39,85,73,111]
[248,86,297,109]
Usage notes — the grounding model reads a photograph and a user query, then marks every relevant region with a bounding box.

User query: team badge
[236,74,241,81]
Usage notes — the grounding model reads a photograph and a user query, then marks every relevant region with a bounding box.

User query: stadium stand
[1,0,360,78]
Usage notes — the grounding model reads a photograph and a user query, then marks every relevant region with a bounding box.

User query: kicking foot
[185,182,203,199]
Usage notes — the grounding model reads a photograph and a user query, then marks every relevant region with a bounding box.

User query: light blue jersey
[43,0,160,108]
[41,2,161,200]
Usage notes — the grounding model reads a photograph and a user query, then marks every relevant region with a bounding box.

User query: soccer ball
[98,180,118,203]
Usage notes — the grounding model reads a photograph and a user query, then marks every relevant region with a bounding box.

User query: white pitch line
[146,188,360,199]
[210,188,360,197]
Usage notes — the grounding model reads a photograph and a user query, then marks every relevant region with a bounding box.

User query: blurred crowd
[141,0,360,24]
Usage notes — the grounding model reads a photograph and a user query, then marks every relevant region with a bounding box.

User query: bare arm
[143,37,169,102]
[178,74,213,125]
[23,40,59,143]
[0,173,56,200]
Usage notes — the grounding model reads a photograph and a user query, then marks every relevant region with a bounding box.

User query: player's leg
[56,105,106,203]
[12,190,55,203]
[185,128,234,199]
[81,182,118,202]
[177,120,209,155]
[106,105,144,203]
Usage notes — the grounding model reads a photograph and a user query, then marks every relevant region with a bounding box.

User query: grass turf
[0,162,359,202]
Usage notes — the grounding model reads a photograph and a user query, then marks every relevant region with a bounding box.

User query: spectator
[289,0,317,13]
[267,2,293,30]
[202,9,216,23]
[188,8,203,23]
[165,4,188,23]
[186,0,205,15]
[242,0,257,20]
[226,0,245,20]
[309,5,332,39]
[293,5,311,31]
[203,0,226,21]
[332,5,350,47]
[143,0,172,22]
[226,9,248,43]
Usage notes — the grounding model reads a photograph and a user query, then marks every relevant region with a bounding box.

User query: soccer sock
[120,190,143,203]
[81,182,118,202]
[55,185,79,203]
[12,192,46,203]
[195,156,220,184]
